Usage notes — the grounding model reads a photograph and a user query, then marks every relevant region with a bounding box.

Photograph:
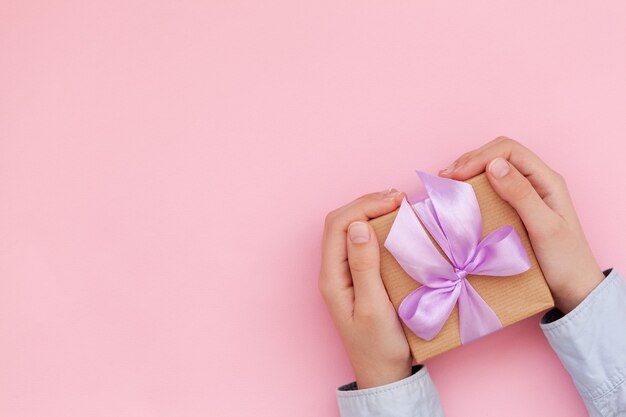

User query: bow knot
[384,171,531,344]
[454,268,468,281]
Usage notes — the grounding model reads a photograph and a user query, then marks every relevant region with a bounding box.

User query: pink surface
[1,1,625,416]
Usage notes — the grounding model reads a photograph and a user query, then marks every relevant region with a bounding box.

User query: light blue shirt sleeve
[336,365,445,417]
[335,268,626,417]
[540,268,626,416]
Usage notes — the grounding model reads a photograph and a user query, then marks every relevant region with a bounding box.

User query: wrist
[552,268,605,313]
[354,358,413,389]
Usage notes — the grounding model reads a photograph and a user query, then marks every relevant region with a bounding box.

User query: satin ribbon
[384,171,531,344]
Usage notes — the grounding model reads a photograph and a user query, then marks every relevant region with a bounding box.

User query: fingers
[319,189,404,316]
[439,137,563,201]
[321,189,404,279]
[346,221,390,310]
[485,157,559,236]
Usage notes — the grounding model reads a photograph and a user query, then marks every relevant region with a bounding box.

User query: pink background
[1,1,625,416]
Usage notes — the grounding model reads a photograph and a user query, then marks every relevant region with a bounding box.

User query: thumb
[486,157,555,232]
[347,221,390,310]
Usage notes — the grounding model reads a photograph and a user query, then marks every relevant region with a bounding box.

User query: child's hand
[319,189,412,389]
[440,137,605,313]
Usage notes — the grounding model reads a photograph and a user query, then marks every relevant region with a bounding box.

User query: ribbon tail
[457,280,503,344]
[399,284,461,341]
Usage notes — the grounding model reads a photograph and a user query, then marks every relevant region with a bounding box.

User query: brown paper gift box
[368,172,555,362]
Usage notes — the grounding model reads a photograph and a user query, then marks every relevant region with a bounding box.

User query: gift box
[368,171,554,362]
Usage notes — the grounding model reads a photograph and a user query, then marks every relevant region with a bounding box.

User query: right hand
[439,137,605,313]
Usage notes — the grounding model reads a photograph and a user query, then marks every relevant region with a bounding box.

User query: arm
[319,190,445,416]
[541,268,626,416]
[442,137,623,415]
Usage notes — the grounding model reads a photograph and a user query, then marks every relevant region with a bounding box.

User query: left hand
[319,188,412,389]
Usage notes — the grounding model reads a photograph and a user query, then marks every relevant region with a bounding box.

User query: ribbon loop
[384,171,531,344]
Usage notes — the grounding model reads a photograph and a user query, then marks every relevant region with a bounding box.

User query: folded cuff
[336,365,445,417]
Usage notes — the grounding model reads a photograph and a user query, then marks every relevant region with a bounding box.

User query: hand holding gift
[319,137,605,388]
[439,137,605,314]
[319,187,412,389]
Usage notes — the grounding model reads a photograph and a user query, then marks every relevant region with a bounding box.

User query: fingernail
[348,221,370,244]
[489,158,510,179]
[385,187,400,198]
[439,163,456,176]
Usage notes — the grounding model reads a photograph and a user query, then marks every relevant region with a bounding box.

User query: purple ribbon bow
[384,171,531,344]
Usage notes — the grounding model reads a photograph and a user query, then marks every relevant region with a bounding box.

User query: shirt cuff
[336,365,445,417]
[540,268,626,409]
